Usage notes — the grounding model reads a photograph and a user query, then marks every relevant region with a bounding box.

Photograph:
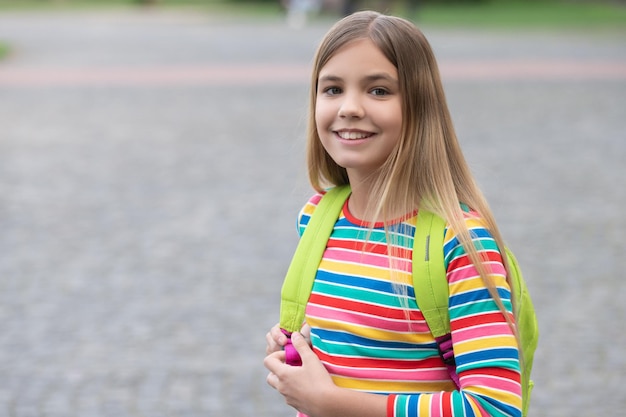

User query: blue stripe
[457,347,520,365]
[334,216,358,227]
[314,328,438,350]
[315,270,416,298]
[475,395,521,417]
[449,288,511,307]
[405,393,419,417]
[463,397,478,417]
[443,227,495,258]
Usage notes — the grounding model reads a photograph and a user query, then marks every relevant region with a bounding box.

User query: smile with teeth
[336,131,373,140]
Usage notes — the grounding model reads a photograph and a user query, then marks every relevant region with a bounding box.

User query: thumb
[291,332,314,360]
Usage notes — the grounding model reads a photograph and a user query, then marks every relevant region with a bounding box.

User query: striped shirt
[297,192,522,417]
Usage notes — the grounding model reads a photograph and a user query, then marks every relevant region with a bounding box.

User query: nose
[338,92,364,119]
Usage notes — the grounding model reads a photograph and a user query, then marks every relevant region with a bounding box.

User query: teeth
[338,131,370,140]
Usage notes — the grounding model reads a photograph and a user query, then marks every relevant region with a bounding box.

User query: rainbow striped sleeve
[297,192,323,237]
[389,213,522,417]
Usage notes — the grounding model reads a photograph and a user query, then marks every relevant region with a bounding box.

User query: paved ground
[0,7,624,417]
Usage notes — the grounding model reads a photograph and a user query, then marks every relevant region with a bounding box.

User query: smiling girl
[264,11,523,417]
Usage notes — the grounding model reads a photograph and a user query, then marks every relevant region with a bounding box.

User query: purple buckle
[281,329,302,366]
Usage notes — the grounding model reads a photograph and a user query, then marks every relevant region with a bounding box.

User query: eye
[370,87,389,96]
[322,86,342,96]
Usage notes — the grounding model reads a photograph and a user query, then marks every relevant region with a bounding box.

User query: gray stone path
[0,8,624,417]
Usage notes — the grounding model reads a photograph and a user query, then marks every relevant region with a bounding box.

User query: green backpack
[280,185,538,415]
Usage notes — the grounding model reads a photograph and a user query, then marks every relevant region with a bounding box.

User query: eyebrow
[318,73,398,84]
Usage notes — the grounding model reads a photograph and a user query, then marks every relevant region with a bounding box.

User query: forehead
[319,38,397,79]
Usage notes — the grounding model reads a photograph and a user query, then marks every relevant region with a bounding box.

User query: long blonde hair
[306,11,517,334]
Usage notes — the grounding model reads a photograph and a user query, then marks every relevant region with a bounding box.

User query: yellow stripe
[307,317,434,343]
[419,395,430,414]
[332,375,456,393]
[449,276,483,292]
[468,398,483,415]
[466,385,521,406]
[465,217,488,228]
[302,202,317,215]
[454,336,517,355]
[320,259,390,280]
[319,259,413,284]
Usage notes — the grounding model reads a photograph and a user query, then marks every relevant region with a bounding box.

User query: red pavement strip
[0,60,625,86]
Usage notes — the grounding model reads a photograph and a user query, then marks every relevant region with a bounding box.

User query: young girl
[264,11,522,417]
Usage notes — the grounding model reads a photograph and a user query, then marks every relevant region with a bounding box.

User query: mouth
[335,130,374,140]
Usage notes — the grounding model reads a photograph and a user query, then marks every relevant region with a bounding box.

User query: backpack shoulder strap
[413,209,460,387]
[279,185,351,334]
[413,209,449,338]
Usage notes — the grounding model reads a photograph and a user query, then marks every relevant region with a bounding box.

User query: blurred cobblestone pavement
[0,8,624,417]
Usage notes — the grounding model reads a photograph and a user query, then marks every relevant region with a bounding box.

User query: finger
[291,332,314,361]
[270,324,288,346]
[265,331,280,355]
[266,372,279,390]
[264,350,286,373]
[300,323,312,343]
[266,323,289,355]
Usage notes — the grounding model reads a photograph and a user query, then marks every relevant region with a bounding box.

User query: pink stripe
[326,363,448,382]
[462,374,522,396]
[474,401,488,417]
[429,395,442,417]
[324,248,411,271]
[447,261,506,284]
[452,322,512,342]
[307,304,429,333]
[483,260,507,276]
[447,265,479,283]
[309,193,323,205]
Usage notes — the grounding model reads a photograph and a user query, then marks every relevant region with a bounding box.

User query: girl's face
[315,38,402,183]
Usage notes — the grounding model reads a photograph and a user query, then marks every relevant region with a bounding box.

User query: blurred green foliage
[414,0,626,28]
[0,0,624,30]
[0,42,9,60]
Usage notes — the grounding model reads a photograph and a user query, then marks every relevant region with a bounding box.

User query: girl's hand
[264,331,335,416]
[265,323,311,355]
[265,323,287,355]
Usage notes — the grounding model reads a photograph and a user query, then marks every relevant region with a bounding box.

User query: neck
[346,173,414,224]
[345,172,374,221]
[347,187,370,221]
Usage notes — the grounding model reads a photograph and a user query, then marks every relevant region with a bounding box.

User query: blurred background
[0,0,624,416]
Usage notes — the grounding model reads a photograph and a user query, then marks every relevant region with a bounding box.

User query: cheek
[383,104,403,135]
[315,103,332,132]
